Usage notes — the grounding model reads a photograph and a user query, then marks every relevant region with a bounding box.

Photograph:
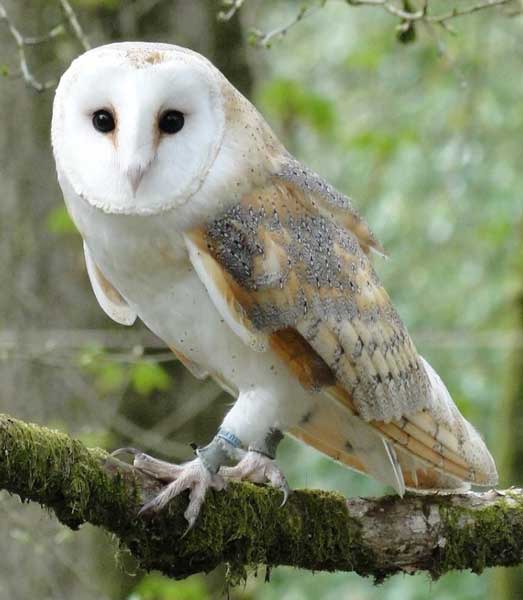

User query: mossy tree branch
[0,413,521,581]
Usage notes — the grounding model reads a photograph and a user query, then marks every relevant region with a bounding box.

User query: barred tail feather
[290,358,498,493]
[416,356,498,487]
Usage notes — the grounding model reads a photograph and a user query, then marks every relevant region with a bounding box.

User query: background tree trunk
[497,236,523,599]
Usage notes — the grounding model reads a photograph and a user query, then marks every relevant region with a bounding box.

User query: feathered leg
[113,386,310,528]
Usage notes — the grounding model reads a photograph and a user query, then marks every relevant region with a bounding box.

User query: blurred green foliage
[130,362,170,396]
[129,574,210,600]
[46,205,77,235]
[260,79,336,134]
[78,347,171,396]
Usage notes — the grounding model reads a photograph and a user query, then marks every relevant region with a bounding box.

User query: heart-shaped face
[52,42,225,216]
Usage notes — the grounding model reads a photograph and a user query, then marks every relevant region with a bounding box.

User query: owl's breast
[62,179,296,395]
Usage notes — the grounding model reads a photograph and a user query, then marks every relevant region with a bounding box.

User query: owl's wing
[184,166,497,489]
[275,156,385,256]
[83,241,137,326]
[185,175,426,421]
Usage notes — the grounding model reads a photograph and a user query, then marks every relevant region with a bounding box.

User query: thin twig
[347,0,514,24]
[217,0,246,22]
[0,2,60,91]
[58,0,91,50]
[228,0,515,47]
[249,2,326,48]
[19,24,66,45]
[427,0,514,23]
[0,0,90,92]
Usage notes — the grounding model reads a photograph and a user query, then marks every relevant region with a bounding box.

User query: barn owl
[52,42,498,528]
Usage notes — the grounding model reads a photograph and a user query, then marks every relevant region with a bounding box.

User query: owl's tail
[289,357,498,493]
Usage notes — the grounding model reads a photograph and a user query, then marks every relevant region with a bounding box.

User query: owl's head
[52,42,230,216]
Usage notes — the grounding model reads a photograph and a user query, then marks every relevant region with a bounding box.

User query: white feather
[83,241,136,326]
[52,43,226,216]
[184,234,267,352]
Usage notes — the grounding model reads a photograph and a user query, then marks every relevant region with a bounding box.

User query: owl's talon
[110,446,179,481]
[115,449,185,482]
[220,450,291,504]
[280,482,291,507]
[137,497,160,517]
[134,457,224,527]
[181,518,196,539]
[111,447,142,459]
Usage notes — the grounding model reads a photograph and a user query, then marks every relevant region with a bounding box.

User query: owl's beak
[126,165,146,196]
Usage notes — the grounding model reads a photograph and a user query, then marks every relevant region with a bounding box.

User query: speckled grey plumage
[203,182,431,423]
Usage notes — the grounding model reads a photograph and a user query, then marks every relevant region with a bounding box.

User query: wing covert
[275,156,385,256]
[184,168,497,488]
[185,177,430,423]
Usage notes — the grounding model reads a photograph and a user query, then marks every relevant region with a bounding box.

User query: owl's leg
[215,386,313,504]
[115,386,311,528]
[218,430,289,506]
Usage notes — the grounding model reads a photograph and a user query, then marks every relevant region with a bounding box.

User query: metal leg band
[197,429,246,473]
[216,428,243,449]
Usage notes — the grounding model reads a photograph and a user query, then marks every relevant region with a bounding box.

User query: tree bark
[1,413,522,582]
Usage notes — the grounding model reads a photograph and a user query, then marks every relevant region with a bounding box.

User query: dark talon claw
[138,499,158,517]
[280,484,291,507]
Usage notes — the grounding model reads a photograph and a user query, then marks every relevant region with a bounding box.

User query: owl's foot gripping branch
[0,412,522,582]
[110,427,289,531]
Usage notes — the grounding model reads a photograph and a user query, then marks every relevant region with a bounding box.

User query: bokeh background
[0,1,522,598]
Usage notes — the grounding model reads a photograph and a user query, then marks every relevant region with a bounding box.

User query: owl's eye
[92,110,115,133]
[159,110,184,134]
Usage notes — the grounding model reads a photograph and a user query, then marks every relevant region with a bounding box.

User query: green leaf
[94,362,127,393]
[260,79,336,134]
[397,22,416,44]
[130,362,170,396]
[131,573,209,600]
[77,346,127,393]
[396,0,417,44]
[46,206,77,235]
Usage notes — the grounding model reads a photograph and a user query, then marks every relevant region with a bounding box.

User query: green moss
[3,413,523,583]
[110,477,379,580]
[0,413,382,580]
[0,415,138,530]
[436,493,523,578]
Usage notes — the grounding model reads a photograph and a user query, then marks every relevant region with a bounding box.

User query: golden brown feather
[185,175,496,489]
